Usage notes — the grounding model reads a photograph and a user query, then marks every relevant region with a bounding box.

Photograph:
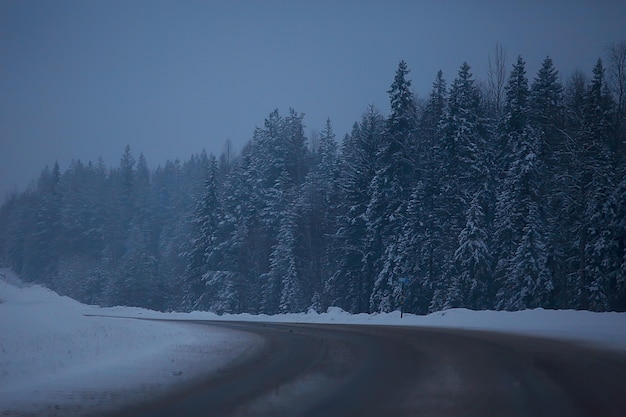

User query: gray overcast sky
[1,0,625,200]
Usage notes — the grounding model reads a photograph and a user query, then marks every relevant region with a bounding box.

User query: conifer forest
[2,45,626,314]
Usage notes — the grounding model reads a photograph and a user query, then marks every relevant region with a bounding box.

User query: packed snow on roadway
[2,269,625,416]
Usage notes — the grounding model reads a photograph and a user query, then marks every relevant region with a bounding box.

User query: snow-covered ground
[93,300,626,353]
[0,270,263,417]
[2,268,626,416]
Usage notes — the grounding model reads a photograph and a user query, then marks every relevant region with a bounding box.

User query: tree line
[1,42,625,313]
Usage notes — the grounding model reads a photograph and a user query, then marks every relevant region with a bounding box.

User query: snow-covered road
[2,268,625,416]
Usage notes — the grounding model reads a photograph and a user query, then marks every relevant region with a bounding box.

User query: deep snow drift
[2,269,626,416]
[0,270,263,416]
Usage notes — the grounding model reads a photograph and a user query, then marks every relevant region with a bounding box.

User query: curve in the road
[108,321,626,417]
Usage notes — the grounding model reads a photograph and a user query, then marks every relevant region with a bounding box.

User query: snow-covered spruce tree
[330,106,385,312]
[498,203,552,310]
[558,70,590,308]
[556,60,617,310]
[317,118,339,189]
[494,57,529,299]
[494,125,553,310]
[12,211,29,273]
[97,146,135,266]
[126,152,168,309]
[493,56,530,275]
[55,159,108,303]
[203,109,310,314]
[211,146,266,313]
[494,56,553,310]
[133,153,152,227]
[503,56,531,134]
[253,108,308,189]
[201,183,257,313]
[433,62,491,311]
[369,60,418,313]
[0,191,37,279]
[530,57,564,141]
[58,160,103,257]
[299,119,339,312]
[260,169,296,314]
[107,222,164,310]
[528,56,567,307]
[117,146,136,251]
[282,108,309,186]
[184,154,222,311]
[253,109,282,188]
[580,59,619,310]
[600,172,626,310]
[400,70,447,313]
[276,201,304,313]
[447,192,491,309]
[529,56,564,184]
[101,146,166,307]
[20,163,62,284]
[155,155,206,310]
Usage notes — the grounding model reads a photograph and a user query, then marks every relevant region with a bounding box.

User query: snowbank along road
[109,320,626,417]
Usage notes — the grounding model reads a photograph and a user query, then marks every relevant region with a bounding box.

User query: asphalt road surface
[108,321,626,417]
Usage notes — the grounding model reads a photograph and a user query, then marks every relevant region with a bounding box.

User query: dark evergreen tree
[330,107,385,312]
[530,57,564,136]
[276,202,303,313]
[559,61,618,309]
[261,170,296,314]
[22,163,62,283]
[498,203,552,310]
[299,119,339,311]
[528,56,567,307]
[448,193,490,309]
[105,222,163,309]
[55,160,108,302]
[602,172,626,310]
[400,70,447,313]
[184,155,222,310]
[494,57,554,309]
[283,108,309,185]
[153,157,195,308]
[434,62,491,310]
[494,125,553,309]
[579,59,618,310]
[0,191,38,276]
[369,60,418,312]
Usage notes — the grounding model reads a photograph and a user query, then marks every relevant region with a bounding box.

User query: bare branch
[486,42,507,115]
[606,40,626,116]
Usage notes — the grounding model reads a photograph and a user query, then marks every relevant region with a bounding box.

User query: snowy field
[2,268,626,416]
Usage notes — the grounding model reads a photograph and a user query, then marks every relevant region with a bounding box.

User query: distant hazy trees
[1,43,625,313]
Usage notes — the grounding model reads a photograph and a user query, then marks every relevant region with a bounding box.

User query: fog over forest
[1,43,625,314]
